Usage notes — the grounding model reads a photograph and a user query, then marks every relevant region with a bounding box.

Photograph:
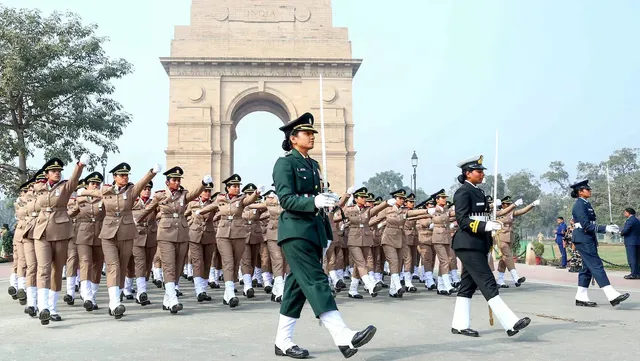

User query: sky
[7,0,640,194]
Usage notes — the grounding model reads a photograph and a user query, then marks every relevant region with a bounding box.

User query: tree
[478,174,506,199]
[542,161,571,193]
[0,6,133,196]
[0,198,16,229]
[504,170,541,204]
[362,170,428,202]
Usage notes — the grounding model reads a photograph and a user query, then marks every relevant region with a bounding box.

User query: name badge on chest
[55,189,61,197]
[123,194,127,200]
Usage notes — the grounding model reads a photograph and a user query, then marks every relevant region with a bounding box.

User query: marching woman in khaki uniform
[342,187,387,298]
[184,182,217,302]
[410,198,438,290]
[207,191,224,289]
[80,162,159,319]
[62,182,82,306]
[495,196,540,287]
[369,196,388,287]
[240,183,267,297]
[72,172,106,311]
[131,180,156,306]
[137,166,210,313]
[375,189,429,298]
[22,172,44,317]
[324,186,349,292]
[10,180,32,306]
[197,174,260,308]
[402,193,419,292]
[33,155,87,325]
[429,189,457,295]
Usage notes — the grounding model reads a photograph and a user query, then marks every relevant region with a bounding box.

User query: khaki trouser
[157,241,188,284]
[341,247,350,269]
[35,239,69,291]
[211,246,222,269]
[433,244,452,274]
[78,244,104,284]
[402,244,417,273]
[349,246,372,279]
[267,240,287,278]
[23,239,37,287]
[383,245,403,274]
[418,244,435,271]
[448,246,458,271]
[66,237,79,278]
[216,237,245,283]
[260,242,271,273]
[189,242,216,278]
[153,249,162,268]
[15,242,26,278]
[101,237,133,288]
[241,242,261,275]
[372,246,384,273]
[497,242,515,272]
[12,243,18,273]
[324,241,343,274]
[133,245,157,279]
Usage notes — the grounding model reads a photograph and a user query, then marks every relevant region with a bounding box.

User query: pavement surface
[0,262,639,361]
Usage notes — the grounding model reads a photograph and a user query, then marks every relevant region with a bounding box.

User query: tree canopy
[0,5,133,196]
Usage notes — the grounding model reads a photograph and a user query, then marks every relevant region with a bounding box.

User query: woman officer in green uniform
[271,112,376,359]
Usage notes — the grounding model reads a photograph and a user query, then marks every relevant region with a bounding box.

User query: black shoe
[412,275,420,280]
[39,308,51,325]
[108,305,126,319]
[338,325,377,358]
[257,282,264,288]
[428,284,437,291]
[84,300,94,311]
[244,288,255,298]
[16,289,26,304]
[202,292,212,301]
[451,328,479,337]
[499,284,510,289]
[252,279,258,288]
[223,297,239,308]
[50,314,62,322]
[154,280,163,288]
[408,286,417,293]
[187,276,193,282]
[92,304,99,311]
[136,292,151,306]
[169,303,183,314]
[335,280,346,292]
[8,286,17,299]
[274,345,309,359]
[265,285,273,294]
[75,285,79,293]
[276,295,282,303]
[575,300,597,307]
[515,277,526,287]
[63,294,74,305]
[389,292,403,298]
[507,317,531,337]
[381,283,389,289]
[25,306,37,317]
[452,282,460,288]
[348,294,363,299]
[175,289,183,297]
[610,293,630,306]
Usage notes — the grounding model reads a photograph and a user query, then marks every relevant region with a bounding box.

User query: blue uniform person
[555,217,568,268]
[272,112,376,359]
[570,180,630,307]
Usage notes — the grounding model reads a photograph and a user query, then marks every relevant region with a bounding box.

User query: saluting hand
[152,164,162,174]
[386,199,395,207]
[79,153,90,166]
[315,194,336,208]
[515,199,524,206]
[257,184,265,194]
[202,175,213,184]
[347,186,355,195]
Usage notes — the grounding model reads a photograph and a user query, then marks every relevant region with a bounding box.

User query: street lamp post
[411,151,418,195]
[100,150,108,184]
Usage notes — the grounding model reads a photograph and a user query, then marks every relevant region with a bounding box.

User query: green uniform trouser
[280,238,337,318]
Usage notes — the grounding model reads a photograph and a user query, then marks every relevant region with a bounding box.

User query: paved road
[1,267,639,361]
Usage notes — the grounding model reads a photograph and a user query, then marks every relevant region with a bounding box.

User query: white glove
[79,153,90,165]
[152,164,162,174]
[202,175,213,184]
[532,199,541,206]
[485,221,502,232]
[495,199,502,207]
[428,207,436,215]
[267,193,278,199]
[257,184,265,194]
[346,196,354,207]
[377,223,384,229]
[606,224,619,233]
[76,188,84,196]
[515,198,523,206]
[195,210,201,215]
[347,186,355,195]
[574,222,582,229]
[314,194,336,208]
[450,223,455,229]
[429,223,434,230]
[387,199,395,207]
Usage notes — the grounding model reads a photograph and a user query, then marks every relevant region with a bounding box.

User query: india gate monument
[160,0,361,192]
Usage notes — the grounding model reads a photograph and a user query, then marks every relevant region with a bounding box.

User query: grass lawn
[517,242,630,271]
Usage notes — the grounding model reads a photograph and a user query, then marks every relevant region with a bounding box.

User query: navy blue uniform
[571,198,610,288]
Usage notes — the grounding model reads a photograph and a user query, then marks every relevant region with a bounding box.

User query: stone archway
[161,0,361,192]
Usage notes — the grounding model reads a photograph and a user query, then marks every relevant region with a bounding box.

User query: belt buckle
[114,212,121,217]
[227,216,234,220]
[45,207,52,212]
[172,213,179,218]
[91,218,95,223]
[359,224,364,228]
[248,221,252,225]
[31,212,37,217]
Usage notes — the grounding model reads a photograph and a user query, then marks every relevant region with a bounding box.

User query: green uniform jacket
[272,149,333,248]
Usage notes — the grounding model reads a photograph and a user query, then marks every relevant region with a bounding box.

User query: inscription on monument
[229,5,295,23]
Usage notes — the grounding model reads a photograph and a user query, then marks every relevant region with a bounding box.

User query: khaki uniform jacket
[33,164,84,241]
[186,198,217,245]
[138,182,206,243]
[432,205,455,245]
[403,212,418,247]
[378,206,427,249]
[497,204,535,244]
[242,205,266,244]
[70,194,105,246]
[132,196,157,248]
[416,217,434,245]
[343,202,388,247]
[13,195,28,243]
[22,190,38,241]
[208,193,258,239]
[80,170,155,241]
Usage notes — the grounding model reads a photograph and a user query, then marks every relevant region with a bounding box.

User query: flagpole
[319,72,328,192]
[606,163,613,224]
[493,129,498,220]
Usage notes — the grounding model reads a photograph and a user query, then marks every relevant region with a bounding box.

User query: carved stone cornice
[160,57,362,77]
